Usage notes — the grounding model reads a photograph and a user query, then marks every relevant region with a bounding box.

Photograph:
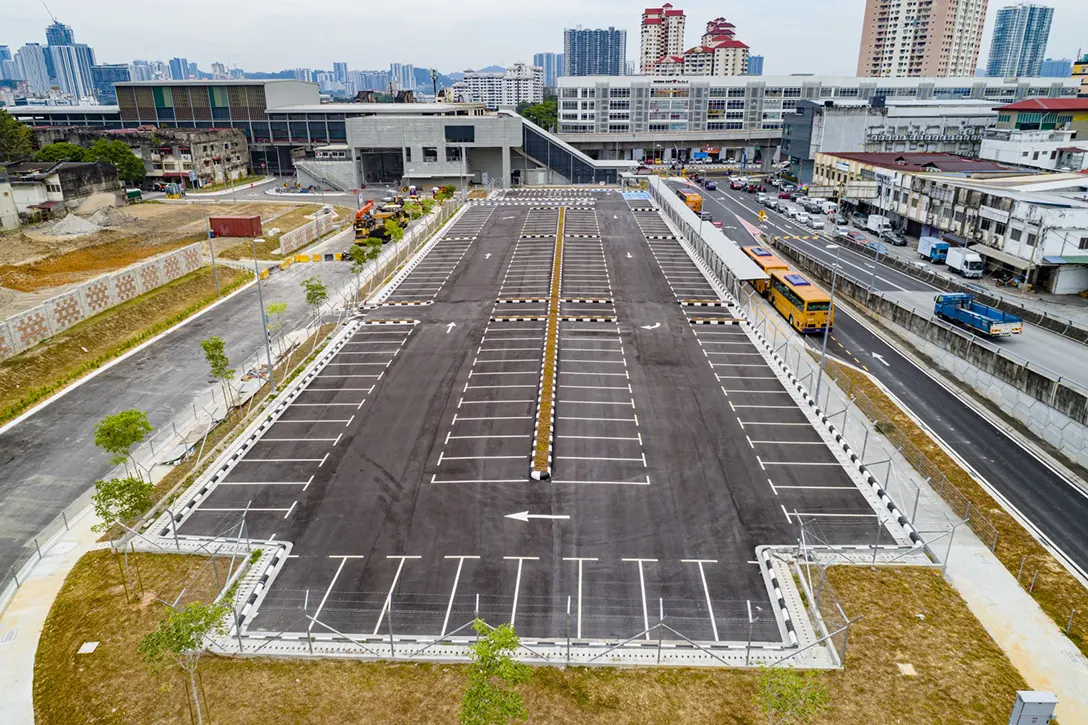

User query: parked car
[763,198,780,211]
[808,217,826,230]
[756,192,768,203]
[711,220,724,229]
[833,225,851,239]
[731,181,744,190]
[866,241,890,256]
[795,212,812,225]
[851,215,868,230]
[700,211,713,221]
[834,214,848,226]
[778,191,794,200]
[880,229,907,246]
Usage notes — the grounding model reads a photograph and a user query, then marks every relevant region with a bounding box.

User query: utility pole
[205,204,220,296]
[814,244,842,407]
[430,68,438,99]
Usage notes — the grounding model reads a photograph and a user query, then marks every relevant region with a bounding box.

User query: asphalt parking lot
[174,191,892,645]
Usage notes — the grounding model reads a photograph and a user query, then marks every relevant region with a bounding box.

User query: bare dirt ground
[0,202,297,316]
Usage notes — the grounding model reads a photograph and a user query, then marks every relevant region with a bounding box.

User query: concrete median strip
[531,209,564,481]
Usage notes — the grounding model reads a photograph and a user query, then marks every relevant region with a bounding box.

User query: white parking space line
[442,555,480,636]
[308,555,352,631]
[623,558,658,639]
[372,555,421,635]
[563,557,598,640]
[682,559,719,642]
[504,557,539,627]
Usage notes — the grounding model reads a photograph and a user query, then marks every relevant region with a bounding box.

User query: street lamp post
[813,243,841,408]
[251,239,276,394]
[205,204,220,297]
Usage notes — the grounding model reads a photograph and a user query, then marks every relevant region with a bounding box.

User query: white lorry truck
[866,214,890,234]
[946,246,985,278]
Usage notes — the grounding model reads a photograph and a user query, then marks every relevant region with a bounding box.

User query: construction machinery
[354,200,382,241]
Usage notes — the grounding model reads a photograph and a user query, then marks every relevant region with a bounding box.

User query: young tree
[420,197,435,214]
[200,336,236,406]
[0,109,34,162]
[459,620,530,725]
[91,476,155,532]
[265,302,288,356]
[139,600,229,725]
[756,667,830,725]
[301,277,328,323]
[33,142,87,163]
[403,200,422,220]
[348,244,381,297]
[93,410,154,480]
[85,138,146,185]
[384,218,405,243]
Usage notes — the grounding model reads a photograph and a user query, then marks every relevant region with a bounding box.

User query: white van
[795,212,811,225]
[819,201,839,215]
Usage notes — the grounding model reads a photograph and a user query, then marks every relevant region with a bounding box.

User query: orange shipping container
[208,215,262,238]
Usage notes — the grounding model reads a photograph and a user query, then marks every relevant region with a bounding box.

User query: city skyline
[4,0,1087,78]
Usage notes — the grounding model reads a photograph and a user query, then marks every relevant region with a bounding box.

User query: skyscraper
[15,44,50,94]
[45,21,75,46]
[563,27,627,76]
[640,4,686,74]
[985,3,1053,77]
[91,64,130,103]
[533,52,564,87]
[389,63,416,91]
[130,60,153,82]
[168,57,190,80]
[50,45,89,97]
[747,55,764,76]
[333,62,348,83]
[1040,57,1072,76]
[857,0,988,77]
[0,46,11,63]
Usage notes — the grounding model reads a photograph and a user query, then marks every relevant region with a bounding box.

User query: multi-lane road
[688,179,1088,581]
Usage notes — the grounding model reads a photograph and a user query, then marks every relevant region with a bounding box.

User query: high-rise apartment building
[563,27,627,76]
[748,55,764,76]
[15,44,51,94]
[0,46,10,63]
[985,3,1053,77]
[333,62,348,83]
[640,4,686,73]
[454,63,543,108]
[130,60,152,82]
[857,0,988,77]
[533,52,564,87]
[389,63,416,91]
[168,57,190,80]
[1040,57,1072,76]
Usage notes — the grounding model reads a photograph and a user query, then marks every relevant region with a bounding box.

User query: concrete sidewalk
[0,507,102,725]
[742,291,1088,722]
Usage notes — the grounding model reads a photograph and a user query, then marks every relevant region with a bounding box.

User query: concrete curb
[367,204,470,306]
[689,318,742,325]
[561,316,617,323]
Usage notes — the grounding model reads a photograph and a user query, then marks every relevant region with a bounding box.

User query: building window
[1026,233,1037,247]
[404,147,411,162]
[609,88,631,98]
[1009,228,1022,241]
[728,87,746,98]
[445,125,475,143]
[995,222,1007,235]
[1079,236,1088,250]
[423,147,438,162]
[980,218,991,231]
[446,146,462,162]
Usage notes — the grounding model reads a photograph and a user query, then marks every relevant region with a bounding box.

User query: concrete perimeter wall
[279,214,336,256]
[0,243,204,360]
[772,239,1088,470]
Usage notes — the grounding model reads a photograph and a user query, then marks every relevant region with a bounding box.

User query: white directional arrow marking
[446,322,457,334]
[871,352,890,367]
[626,252,633,259]
[485,253,492,259]
[505,511,570,523]
[641,323,661,330]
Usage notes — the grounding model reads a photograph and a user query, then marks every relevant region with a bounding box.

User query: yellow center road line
[532,208,564,479]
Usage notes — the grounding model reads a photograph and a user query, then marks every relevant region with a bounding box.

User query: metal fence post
[1029,571,1038,593]
[1017,556,1026,584]
[62,511,69,530]
[656,598,664,665]
[34,538,42,560]
[9,565,19,587]
[566,595,572,665]
[1067,608,1075,635]
[861,427,869,461]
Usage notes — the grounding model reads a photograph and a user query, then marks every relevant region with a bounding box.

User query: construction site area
[0,202,344,317]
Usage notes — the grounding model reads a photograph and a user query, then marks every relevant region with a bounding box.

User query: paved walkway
[0,508,102,725]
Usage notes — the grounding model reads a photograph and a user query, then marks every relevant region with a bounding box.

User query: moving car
[731,181,744,190]
[832,225,852,239]
[704,180,717,190]
[712,220,724,229]
[845,230,867,245]
[880,229,907,246]
[866,241,889,256]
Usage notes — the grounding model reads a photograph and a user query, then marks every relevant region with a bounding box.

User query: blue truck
[934,293,1023,337]
[918,236,950,263]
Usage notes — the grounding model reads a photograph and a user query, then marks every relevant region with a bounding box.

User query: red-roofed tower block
[641,3,687,74]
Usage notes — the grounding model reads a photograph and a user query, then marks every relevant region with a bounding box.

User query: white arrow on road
[485,252,492,259]
[641,323,660,330]
[505,511,570,523]
[446,322,457,334]
[871,352,890,367]
[626,252,633,259]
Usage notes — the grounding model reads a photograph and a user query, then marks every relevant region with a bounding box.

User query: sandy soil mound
[88,207,137,227]
[46,214,102,237]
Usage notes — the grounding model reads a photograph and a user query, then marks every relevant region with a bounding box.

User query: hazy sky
[4,0,1087,76]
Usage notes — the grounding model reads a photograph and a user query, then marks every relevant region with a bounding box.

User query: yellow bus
[768,270,833,334]
[675,188,703,213]
[742,246,790,295]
